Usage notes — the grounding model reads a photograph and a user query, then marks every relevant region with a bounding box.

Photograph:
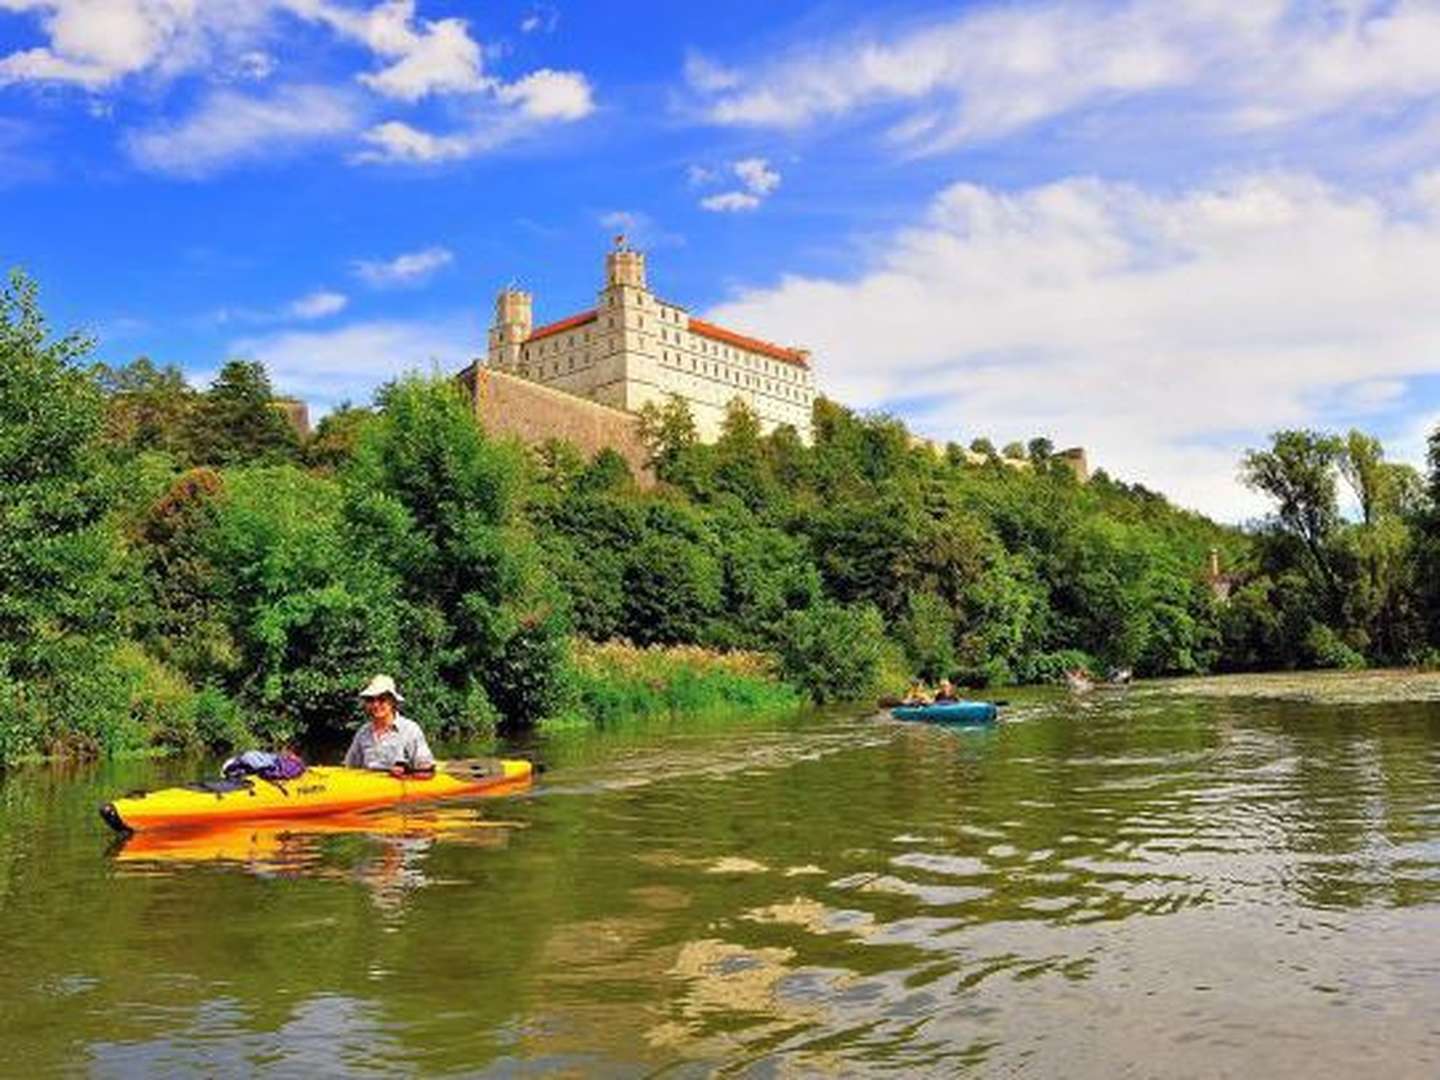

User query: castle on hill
[479,239,817,443]
[455,239,1086,484]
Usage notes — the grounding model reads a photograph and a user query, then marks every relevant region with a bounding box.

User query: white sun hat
[358,674,404,703]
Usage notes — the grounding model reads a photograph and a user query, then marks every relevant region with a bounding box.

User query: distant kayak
[890,701,999,725]
[100,759,534,833]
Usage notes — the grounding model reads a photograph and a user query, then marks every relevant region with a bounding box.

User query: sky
[3,0,1440,520]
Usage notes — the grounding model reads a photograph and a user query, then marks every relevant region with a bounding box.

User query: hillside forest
[4,271,1438,764]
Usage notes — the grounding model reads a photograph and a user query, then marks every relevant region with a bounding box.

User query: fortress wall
[459,363,655,485]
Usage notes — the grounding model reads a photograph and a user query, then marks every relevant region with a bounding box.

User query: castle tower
[604,235,646,290]
[598,236,657,412]
[487,287,532,372]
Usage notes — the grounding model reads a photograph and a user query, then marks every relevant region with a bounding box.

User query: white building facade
[486,242,816,443]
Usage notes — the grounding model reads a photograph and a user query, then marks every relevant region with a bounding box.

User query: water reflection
[5,687,1440,1075]
[111,807,525,918]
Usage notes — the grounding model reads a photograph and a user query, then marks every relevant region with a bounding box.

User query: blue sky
[4,0,1440,518]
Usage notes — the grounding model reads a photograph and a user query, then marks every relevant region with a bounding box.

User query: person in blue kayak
[902,680,933,706]
[345,674,436,779]
[933,678,959,703]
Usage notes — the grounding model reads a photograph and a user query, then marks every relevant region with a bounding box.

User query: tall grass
[548,640,803,730]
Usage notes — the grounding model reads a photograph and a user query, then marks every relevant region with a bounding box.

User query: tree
[1241,430,1344,603]
[713,397,777,510]
[776,600,890,703]
[898,590,956,681]
[0,271,132,760]
[638,394,698,471]
[304,403,373,473]
[187,359,299,467]
[969,437,996,457]
[1027,436,1054,464]
[94,355,198,461]
[1338,430,1388,526]
[1002,441,1026,460]
[343,375,569,733]
[577,448,634,494]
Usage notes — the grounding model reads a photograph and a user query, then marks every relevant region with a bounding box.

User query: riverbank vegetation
[5,271,1439,764]
[556,641,802,729]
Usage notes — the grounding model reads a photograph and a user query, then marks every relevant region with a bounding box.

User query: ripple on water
[8,690,1440,1076]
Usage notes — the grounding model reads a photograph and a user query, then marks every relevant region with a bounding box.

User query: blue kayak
[890,701,999,725]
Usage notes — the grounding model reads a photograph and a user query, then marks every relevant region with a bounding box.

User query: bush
[1304,624,1366,670]
[1022,648,1099,684]
[192,687,253,751]
[112,641,200,750]
[776,601,889,703]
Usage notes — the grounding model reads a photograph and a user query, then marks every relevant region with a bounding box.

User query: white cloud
[1,0,598,170]
[520,6,558,34]
[272,0,486,101]
[351,245,454,287]
[699,156,782,212]
[687,163,717,186]
[733,156,780,195]
[495,68,594,120]
[689,0,1440,154]
[0,0,271,89]
[684,51,740,94]
[288,289,348,319]
[706,171,1440,520]
[352,119,474,163]
[353,69,595,164]
[125,84,360,177]
[230,315,476,409]
[700,191,761,213]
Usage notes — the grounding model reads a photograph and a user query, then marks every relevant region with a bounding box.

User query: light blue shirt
[344,714,435,771]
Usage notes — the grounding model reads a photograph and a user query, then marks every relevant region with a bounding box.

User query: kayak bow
[99,758,533,833]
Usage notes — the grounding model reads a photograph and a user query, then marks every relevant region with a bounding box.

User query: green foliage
[94,356,198,462]
[29,272,1440,762]
[304,403,373,473]
[553,642,802,729]
[578,448,634,493]
[343,375,569,734]
[1303,623,1366,670]
[0,271,134,763]
[897,591,956,681]
[776,600,890,703]
[186,360,300,467]
[622,532,723,645]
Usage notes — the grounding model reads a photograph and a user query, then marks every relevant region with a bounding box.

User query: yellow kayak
[100,759,534,833]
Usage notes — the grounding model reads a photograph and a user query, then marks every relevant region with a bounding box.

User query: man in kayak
[345,674,436,779]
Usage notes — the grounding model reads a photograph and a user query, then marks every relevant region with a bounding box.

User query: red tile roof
[689,318,809,367]
[524,307,809,369]
[526,309,597,342]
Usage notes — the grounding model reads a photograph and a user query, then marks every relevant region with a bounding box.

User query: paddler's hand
[388,764,408,779]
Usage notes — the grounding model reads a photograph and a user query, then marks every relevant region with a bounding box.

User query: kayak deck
[101,759,533,833]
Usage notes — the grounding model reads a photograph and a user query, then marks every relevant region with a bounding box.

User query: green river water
[3,680,1440,1076]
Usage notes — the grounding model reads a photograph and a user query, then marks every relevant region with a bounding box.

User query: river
[3,678,1440,1076]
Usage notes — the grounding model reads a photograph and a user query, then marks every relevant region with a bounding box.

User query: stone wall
[458,362,654,485]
